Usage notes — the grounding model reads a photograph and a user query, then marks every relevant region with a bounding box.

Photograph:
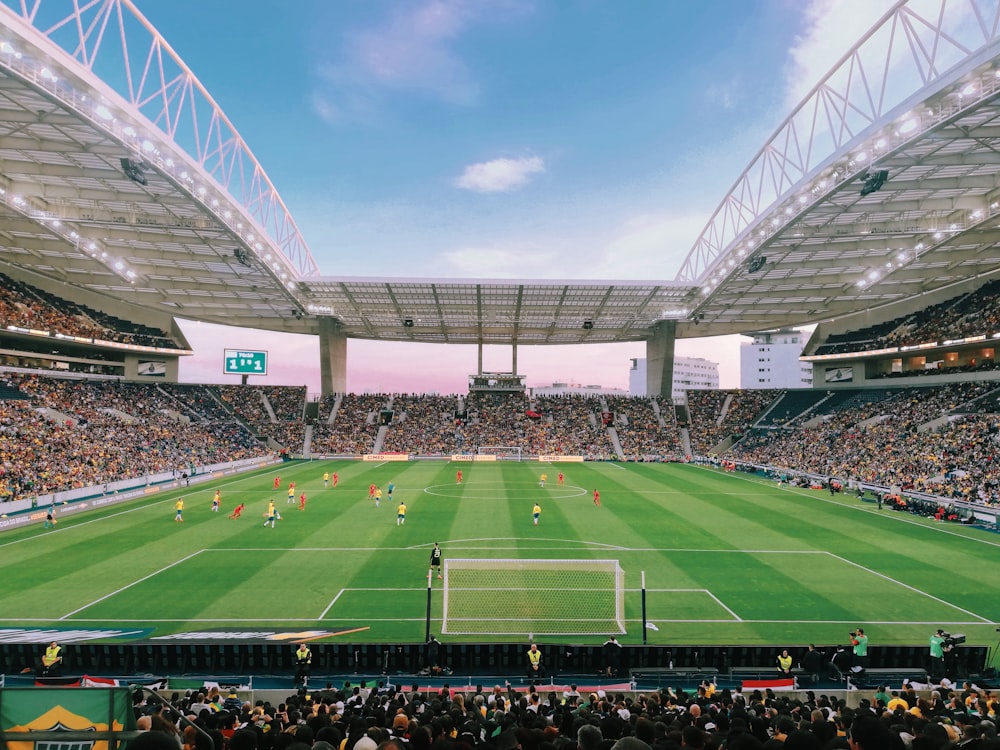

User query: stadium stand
[0,271,180,349]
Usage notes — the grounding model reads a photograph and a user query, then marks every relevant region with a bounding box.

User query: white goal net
[441,558,625,635]
[476,446,522,461]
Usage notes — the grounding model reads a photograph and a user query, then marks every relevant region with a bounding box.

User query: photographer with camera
[929,629,947,678]
[850,628,869,669]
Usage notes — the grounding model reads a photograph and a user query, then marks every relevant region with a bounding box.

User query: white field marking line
[605,463,627,471]
[0,472,273,549]
[60,549,207,620]
[823,551,994,623]
[697,465,1000,548]
[705,591,743,621]
[202,545,816,553]
[318,589,346,620]
[405,537,627,550]
[14,617,993,625]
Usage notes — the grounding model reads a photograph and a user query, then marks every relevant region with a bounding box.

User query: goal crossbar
[441,558,625,635]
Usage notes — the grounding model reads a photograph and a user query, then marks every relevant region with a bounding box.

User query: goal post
[441,558,625,635]
[476,446,522,461]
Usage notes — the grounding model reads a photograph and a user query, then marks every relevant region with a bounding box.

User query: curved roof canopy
[1,0,1000,346]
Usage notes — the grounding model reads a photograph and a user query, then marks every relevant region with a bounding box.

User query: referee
[430,542,443,580]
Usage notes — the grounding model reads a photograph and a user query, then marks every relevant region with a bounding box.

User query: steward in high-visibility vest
[42,642,62,674]
[295,644,312,686]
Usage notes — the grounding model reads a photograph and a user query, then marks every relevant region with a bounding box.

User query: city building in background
[629,357,720,400]
[739,329,813,389]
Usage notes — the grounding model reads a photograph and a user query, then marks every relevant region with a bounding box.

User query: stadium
[1,0,1000,747]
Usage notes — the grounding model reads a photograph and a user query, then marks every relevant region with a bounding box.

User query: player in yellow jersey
[264,500,277,528]
[532,503,541,525]
[323,472,330,488]
[211,490,221,512]
[396,501,406,526]
[539,474,547,488]
[174,498,184,522]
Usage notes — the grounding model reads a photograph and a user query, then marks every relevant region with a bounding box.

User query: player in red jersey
[456,470,463,484]
[299,492,307,511]
[229,502,245,519]
[593,489,601,507]
[368,483,376,499]
[557,472,564,485]
[332,472,339,488]
[273,476,281,490]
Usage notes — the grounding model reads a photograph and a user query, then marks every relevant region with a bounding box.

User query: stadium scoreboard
[224,349,268,375]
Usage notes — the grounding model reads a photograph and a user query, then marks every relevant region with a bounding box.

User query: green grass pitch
[1,460,998,653]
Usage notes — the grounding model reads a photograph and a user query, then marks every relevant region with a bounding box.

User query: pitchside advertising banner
[450,454,495,462]
[0,688,134,750]
[362,453,410,462]
[537,455,585,462]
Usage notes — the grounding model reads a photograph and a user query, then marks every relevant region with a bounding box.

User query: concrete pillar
[512,341,518,376]
[645,320,677,399]
[318,317,347,396]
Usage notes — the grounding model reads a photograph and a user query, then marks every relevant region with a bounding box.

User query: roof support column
[318,317,347,397]
[477,342,483,375]
[512,341,517,377]
[645,320,676,399]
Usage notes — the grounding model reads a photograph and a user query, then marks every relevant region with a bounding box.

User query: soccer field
[2,460,998,651]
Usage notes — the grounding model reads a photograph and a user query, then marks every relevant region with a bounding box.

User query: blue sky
[134,0,896,393]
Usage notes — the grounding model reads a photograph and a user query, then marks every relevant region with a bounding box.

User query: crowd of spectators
[381,395,462,455]
[605,396,683,460]
[687,391,777,455]
[0,271,179,349]
[130,678,1000,750]
[216,386,306,452]
[311,394,386,455]
[816,279,1000,356]
[729,383,1000,503]
[0,374,264,501]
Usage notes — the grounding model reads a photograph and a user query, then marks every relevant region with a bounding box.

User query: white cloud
[310,0,532,122]
[454,156,545,193]
[783,0,895,110]
[437,244,558,277]
[586,212,711,280]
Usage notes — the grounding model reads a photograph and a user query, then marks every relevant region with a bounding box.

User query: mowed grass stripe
[3,460,999,647]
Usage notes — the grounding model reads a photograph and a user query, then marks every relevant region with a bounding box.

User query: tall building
[739,329,812,388]
[629,356,720,400]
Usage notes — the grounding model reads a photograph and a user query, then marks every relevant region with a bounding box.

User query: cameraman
[850,628,869,669]
[929,629,947,678]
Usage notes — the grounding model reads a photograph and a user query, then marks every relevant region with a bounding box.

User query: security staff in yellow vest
[41,641,62,675]
[525,643,545,680]
[294,643,312,686]
[777,649,793,675]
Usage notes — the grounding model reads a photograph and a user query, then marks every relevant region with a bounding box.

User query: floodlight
[860,170,889,196]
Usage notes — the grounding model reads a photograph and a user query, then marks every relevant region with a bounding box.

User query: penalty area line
[318,589,346,620]
[60,549,207,620]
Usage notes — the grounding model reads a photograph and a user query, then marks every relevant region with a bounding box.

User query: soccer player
[557,472,564,485]
[593,489,601,507]
[456,470,462,484]
[368,483,377,499]
[397,501,406,526]
[387,481,395,500]
[264,500,277,528]
[374,487,382,508]
[539,473,547,488]
[299,492,307,511]
[323,472,330,488]
[174,498,184,522]
[44,504,56,529]
[287,484,296,504]
[532,502,541,526]
[212,490,221,512]
[429,542,443,579]
[332,472,339,488]
[229,502,245,519]
[273,476,281,490]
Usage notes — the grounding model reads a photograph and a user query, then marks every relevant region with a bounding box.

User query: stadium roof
[2,1,1000,346]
